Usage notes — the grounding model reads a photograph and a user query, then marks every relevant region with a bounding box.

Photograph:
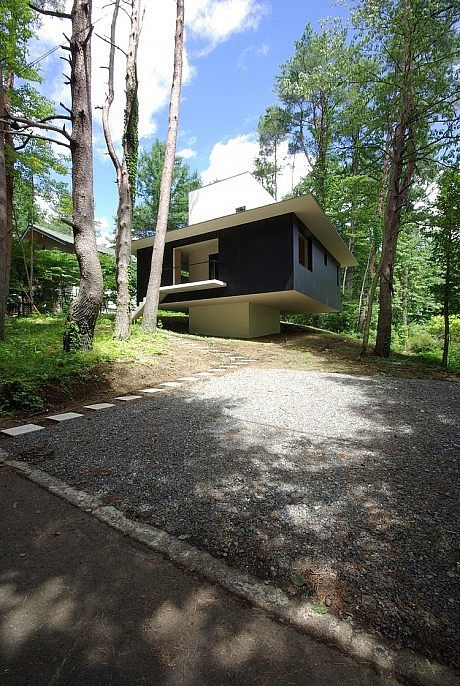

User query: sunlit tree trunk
[63,0,103,351]
[142,0,184,333]
[102,0,141,341]
[0,69,14,340]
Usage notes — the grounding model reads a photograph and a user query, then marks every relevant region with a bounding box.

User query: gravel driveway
[5,369,460,670]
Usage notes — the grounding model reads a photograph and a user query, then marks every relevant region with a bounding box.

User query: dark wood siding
[135,213,340,310]
[218,214,293,296]
[136,215,295,305]
[293,217,341,310]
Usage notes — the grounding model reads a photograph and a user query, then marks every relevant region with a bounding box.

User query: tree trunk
[102,0,141,341]
[142,0,184,333]
[374,116,416,357]
[63,0,103,352]
[356,240,376,334]
[359,251,380,355]
[374,207,399,357]
[442,244,450,368]
[373,0,418,358]
[0,69,14,340]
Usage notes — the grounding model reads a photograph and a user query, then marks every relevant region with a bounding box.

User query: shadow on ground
[3,369,459,671]
[0,469,396,686]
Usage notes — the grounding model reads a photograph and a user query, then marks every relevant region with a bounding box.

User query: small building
[132,173,357,339]
[20,225,115,256]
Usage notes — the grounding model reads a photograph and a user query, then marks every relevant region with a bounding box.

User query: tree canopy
[133,139,201,237]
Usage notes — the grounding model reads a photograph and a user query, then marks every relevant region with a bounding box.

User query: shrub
[0,381,44,413]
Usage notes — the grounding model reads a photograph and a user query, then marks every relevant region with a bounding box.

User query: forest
[0,0,459,371]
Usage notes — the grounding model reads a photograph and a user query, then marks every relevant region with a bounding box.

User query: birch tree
[102,0,142,340]
[142,0,184,334]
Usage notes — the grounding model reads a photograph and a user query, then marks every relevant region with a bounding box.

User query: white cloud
[32,1,267,152]
[177,147,197,160]
[202,134,259,184]
[237,42,269,70]
[187,0,270,56]
[202,135,311,199]
[95,215,114,245]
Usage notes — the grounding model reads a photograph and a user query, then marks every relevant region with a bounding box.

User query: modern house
[132,172,357,339]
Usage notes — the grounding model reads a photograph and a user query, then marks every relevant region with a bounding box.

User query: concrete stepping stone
[83,403,115,411]
[114,395,143,401]
[176,376,201,382]
[159,381,183,388]
[1,424,44,436]
[47,412,84,422]
[139,388,164,393]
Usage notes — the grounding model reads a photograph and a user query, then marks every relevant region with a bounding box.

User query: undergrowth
[0,315,165,413]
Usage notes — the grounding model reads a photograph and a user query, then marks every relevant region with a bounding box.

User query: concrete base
[189,301,280,338]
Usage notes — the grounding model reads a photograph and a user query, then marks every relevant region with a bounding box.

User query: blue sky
[31,0,350,242]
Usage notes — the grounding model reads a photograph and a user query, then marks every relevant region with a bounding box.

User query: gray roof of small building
[21,225,115,256]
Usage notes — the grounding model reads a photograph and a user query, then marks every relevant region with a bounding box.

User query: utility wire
[27,10,111,69]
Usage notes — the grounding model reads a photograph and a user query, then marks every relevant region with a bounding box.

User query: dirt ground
[0,320,457,430]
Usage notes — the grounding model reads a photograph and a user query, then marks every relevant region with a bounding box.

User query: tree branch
[101,0,122,174]
[95,32,128,58]
[61,217,78,230]
[2,115,72,142]
[29,3,72,19]
[11,131,71,149]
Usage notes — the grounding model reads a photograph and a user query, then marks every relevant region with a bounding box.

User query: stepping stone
[84,403,115,410]
[114,395,143,401]
[160,381,183,388]
[47,412,84,422]
[193,371,216,377]
[139,388,164,393]
[176,376,201,382]
[1,424,44,436]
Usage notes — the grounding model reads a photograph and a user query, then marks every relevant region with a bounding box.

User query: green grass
[0,314,166,412]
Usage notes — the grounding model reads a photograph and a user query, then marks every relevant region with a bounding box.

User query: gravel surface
[4,369,460,670]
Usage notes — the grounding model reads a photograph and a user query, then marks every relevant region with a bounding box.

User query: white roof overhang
[132,194,358,268]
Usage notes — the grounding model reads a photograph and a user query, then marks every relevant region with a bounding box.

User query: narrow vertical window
[299,234,312,271]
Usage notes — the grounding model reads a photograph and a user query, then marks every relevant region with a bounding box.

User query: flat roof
[132,194,358,268]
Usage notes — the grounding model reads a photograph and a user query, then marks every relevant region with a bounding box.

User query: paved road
[0,467,399,686]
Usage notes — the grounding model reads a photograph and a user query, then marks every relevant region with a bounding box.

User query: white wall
[189,172,275,225]
[189,301,280,338]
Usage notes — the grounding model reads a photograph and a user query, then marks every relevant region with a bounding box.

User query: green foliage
[275,22,355,206]
[427,315,460,343]
[431,169,460,312]
[392,316,460,371]
[0,381,43,413]
[254,105,290,198]
[9,245,80,312]
[0,314,166,413]
[133,139,201,236]
[0,1,38,79]
[123,66,139,203]
[8,244,130,315]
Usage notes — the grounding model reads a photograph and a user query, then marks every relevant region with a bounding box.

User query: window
[298,234,312,271]
[209,253,219,279]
